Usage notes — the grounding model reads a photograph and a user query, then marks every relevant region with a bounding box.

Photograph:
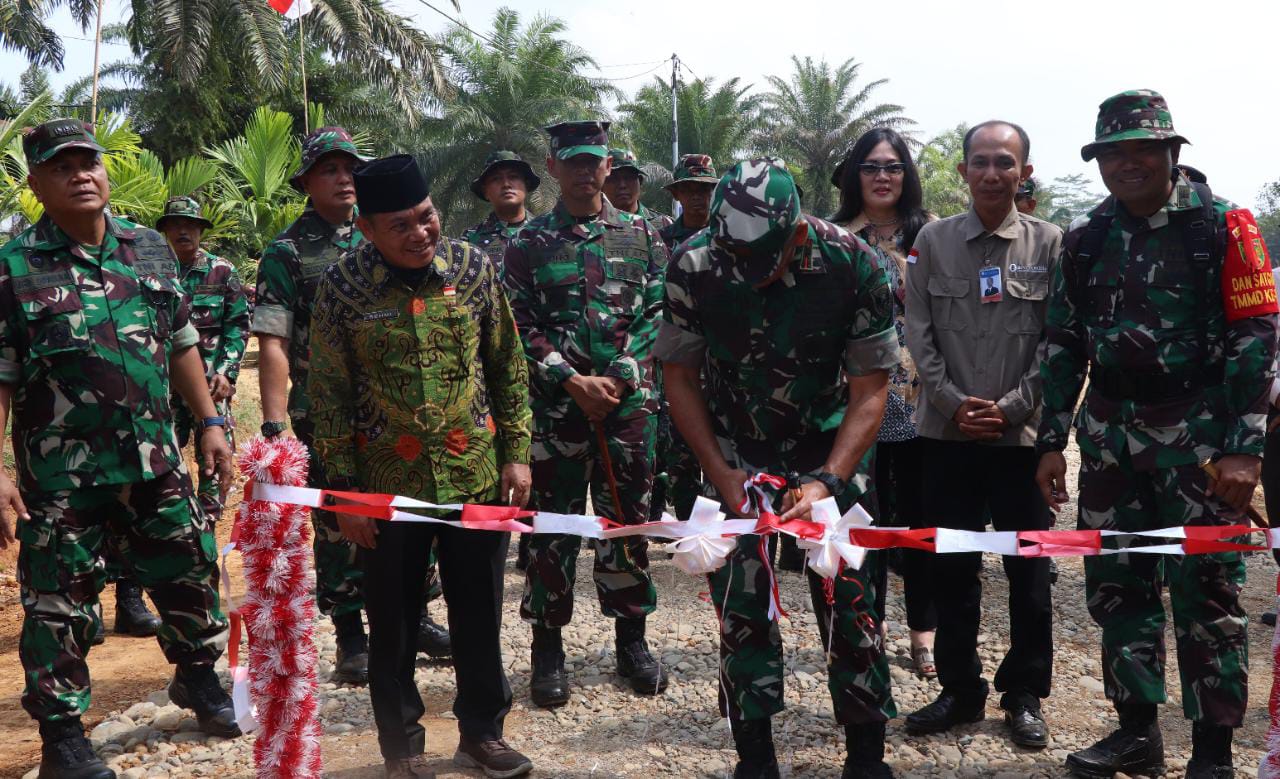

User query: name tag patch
[360,309,400,322]
[14,270,74,294]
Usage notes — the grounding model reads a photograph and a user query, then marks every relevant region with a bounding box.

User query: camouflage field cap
[709,158,804,285]
[23,118,106,167]
[1016,178,1037,199]
[545,120,610,160]
[1080,89,1191,162]
[469,150,541,200]
[156,195,213,230]
[665,153,719,190]
[290,126,369,190]
[607,148,644,178]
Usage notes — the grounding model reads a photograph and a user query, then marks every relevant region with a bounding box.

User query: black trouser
[361,520,512,760]
[920,439,1053,710]
[873,438,937,633]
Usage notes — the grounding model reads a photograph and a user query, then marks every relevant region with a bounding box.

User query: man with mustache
[603,147,673,233]
[0,118,237,778]
[504,121,671,708]
[904,120,1062,750]
[1036,90,1278,779]
[309,154,534,779]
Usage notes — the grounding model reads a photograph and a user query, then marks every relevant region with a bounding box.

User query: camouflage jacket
[252,206,364,424]
[1037,175,1279,467]
[659,215,704,253]
[0,214,199,492]
[308,240,531,502]
[637,204,674,233]
[178,250,250,383]
[460,211,527,279]
[503,199,669,418]
[655,215,899,474]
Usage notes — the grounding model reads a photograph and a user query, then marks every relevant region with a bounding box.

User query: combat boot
[842,722,894,778]
[614,617,668,695]
[331,610,369,686]
[1186,722,1234,778]
[529,626,569,708]
[732,718,780,779]
[168,663,241,738]
[1065,703,1163,778]
[417,609,451,659]
[112,578,160,637]
[37,718,114,779]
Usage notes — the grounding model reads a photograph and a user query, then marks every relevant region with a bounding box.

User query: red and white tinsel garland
[1261,572,1280,778]
[235,436,322,778]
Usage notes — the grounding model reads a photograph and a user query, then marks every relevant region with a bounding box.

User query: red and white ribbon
[1261,572,1280,779]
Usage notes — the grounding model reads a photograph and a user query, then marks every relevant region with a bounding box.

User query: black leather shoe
[905,691,986,735]
[417,611,452,659]
[1262,611,1277,627]
[1005,707,1049,748]
[113,579,161,637]
[530,626,569,708]
[1065,725,1164,778]
[1187,722,1233,778]
[168,664,241,738]
[733,760,780,779]
[615,618,668,695]
[1186,760,1234,779]
[37,718,115,779]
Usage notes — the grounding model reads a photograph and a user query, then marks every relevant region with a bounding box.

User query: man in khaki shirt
[903,121,1063,750]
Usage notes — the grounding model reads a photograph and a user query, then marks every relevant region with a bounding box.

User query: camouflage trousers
[649,406,701,523]
[18,468,228,722]
[175,399,235,524]
[1079,453,1248,726]
[707,528,895,724]
[520,411,658,627]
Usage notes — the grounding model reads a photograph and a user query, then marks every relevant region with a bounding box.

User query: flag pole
[90,0,105,124]
[298,10,309,134]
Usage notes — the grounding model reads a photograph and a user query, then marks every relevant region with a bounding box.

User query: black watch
[261,421,287,439]
[806,471,847,497]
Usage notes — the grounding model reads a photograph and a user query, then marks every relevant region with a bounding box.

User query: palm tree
[755,56,914,217]
[618,76,762,171]
[917,124,969,218]
[0,0,95,70]
[415,7,617,233]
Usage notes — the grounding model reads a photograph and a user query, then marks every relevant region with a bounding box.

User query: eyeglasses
[858,162,907,177]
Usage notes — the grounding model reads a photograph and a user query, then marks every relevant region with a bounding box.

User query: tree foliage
[755,56,914,217]
[917,124,968,218]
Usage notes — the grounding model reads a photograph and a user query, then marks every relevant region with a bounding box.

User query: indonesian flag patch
[1222,208,1279,323]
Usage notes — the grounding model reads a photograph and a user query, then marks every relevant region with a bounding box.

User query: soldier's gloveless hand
[1035,452,1070,512]
[779,479,831,523]
[1209,454,1263,514]
[337,513,379,549]
[208,374,235,402]
[707,466,751,517]
[563,375,622,421]
[201,426,234,501]
[0,471,26,549]
[501,463,532,507]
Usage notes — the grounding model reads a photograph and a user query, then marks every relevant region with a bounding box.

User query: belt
[1089,364,1225,403]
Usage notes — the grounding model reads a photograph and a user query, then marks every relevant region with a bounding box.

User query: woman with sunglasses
[832,127,938,680]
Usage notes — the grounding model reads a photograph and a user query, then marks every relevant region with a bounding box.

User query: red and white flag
[268,0,313,19]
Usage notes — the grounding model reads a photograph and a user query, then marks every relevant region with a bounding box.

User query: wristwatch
[200,415,226,430]
[806,471,848,497]
[261,421,287,438]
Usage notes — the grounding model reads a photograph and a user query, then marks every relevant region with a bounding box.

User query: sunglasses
[858,163,907,177]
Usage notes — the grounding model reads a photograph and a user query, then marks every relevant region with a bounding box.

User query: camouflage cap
[606,148,644,178]
[545,120,609,160]
[23,118,105,167]
[709,158,804,285]
[155,195,213,230]
[665,153,719,190]
[1016,178,1036,199]
[469,150,541,200]
[290,126,369,191]
[1080,89,1190,162]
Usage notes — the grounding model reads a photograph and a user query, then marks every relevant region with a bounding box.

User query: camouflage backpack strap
[1171,180,1218,367]
[1068,196,1117,319]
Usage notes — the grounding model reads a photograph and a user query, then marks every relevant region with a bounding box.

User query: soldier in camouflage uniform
[157,196,249,524]
[649,154,719,525]
[504,121,669,708]
[461,150,540,279]
[0,119,238,779]
[658,159,899,779]
[1035,91,1279,779]
[310,155,535,779]
[602,147,673,232]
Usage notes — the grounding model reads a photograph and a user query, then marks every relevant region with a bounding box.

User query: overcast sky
[11,0,1280,210]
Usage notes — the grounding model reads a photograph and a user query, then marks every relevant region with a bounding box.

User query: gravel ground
[25,453,1280,779]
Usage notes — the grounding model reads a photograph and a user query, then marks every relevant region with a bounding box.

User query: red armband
[1221,208,1279,323]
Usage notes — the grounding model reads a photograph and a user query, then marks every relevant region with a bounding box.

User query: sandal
[912,645,937,679]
